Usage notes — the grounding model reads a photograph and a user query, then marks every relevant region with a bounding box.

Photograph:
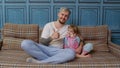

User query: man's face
[58,11,70,24]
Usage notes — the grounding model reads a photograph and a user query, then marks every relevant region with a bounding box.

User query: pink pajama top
[63,35,80,51]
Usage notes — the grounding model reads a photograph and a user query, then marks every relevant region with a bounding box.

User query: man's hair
[59,7,71,15]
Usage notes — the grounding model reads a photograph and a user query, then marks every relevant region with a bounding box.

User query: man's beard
[58,20,65,24]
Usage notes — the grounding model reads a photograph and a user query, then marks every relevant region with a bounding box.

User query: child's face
[68,28,76,37]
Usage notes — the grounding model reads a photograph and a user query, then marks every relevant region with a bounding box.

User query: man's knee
[21,40,33,49]
[65,49,75,59]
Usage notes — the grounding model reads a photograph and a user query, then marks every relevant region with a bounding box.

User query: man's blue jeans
[21,40,75,64]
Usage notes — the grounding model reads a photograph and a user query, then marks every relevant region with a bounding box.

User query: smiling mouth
[59,20,65,24]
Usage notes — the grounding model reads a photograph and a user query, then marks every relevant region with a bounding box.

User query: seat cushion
[0,50,119,67]
[2,23,39,50]
[78,25,109,51]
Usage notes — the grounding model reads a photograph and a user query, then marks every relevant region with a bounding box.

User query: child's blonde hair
[68,25,84,42]
[68,24,79,35]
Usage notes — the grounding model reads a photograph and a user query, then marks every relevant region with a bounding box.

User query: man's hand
[51,30,60,39]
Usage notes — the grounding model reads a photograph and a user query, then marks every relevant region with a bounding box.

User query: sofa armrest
[108,41,120,58]
[0,39,2,50]
[0,29,2,50]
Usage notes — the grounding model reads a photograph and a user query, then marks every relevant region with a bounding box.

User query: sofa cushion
[78,25,109,51]
[2,23,39,50]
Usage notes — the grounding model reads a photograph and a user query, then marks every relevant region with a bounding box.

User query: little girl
[64,25,93,57]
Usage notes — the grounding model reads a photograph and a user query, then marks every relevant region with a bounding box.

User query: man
[21,7,75,64]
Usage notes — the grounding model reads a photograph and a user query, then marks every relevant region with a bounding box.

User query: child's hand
[75,48,81,54]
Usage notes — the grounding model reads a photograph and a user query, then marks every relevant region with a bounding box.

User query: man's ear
[57,12,60,17]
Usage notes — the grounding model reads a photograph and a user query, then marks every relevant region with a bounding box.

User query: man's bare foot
[26,57,41,63]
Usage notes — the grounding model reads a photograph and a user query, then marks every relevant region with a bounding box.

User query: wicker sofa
[0,23,120,68]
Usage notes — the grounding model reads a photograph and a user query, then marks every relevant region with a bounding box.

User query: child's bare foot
[76,54,91,58]
[85,54,91,57]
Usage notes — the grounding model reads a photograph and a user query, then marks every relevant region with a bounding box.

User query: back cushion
[2,23,39,50]
[3,37,24,50]
[78,25,109,51]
